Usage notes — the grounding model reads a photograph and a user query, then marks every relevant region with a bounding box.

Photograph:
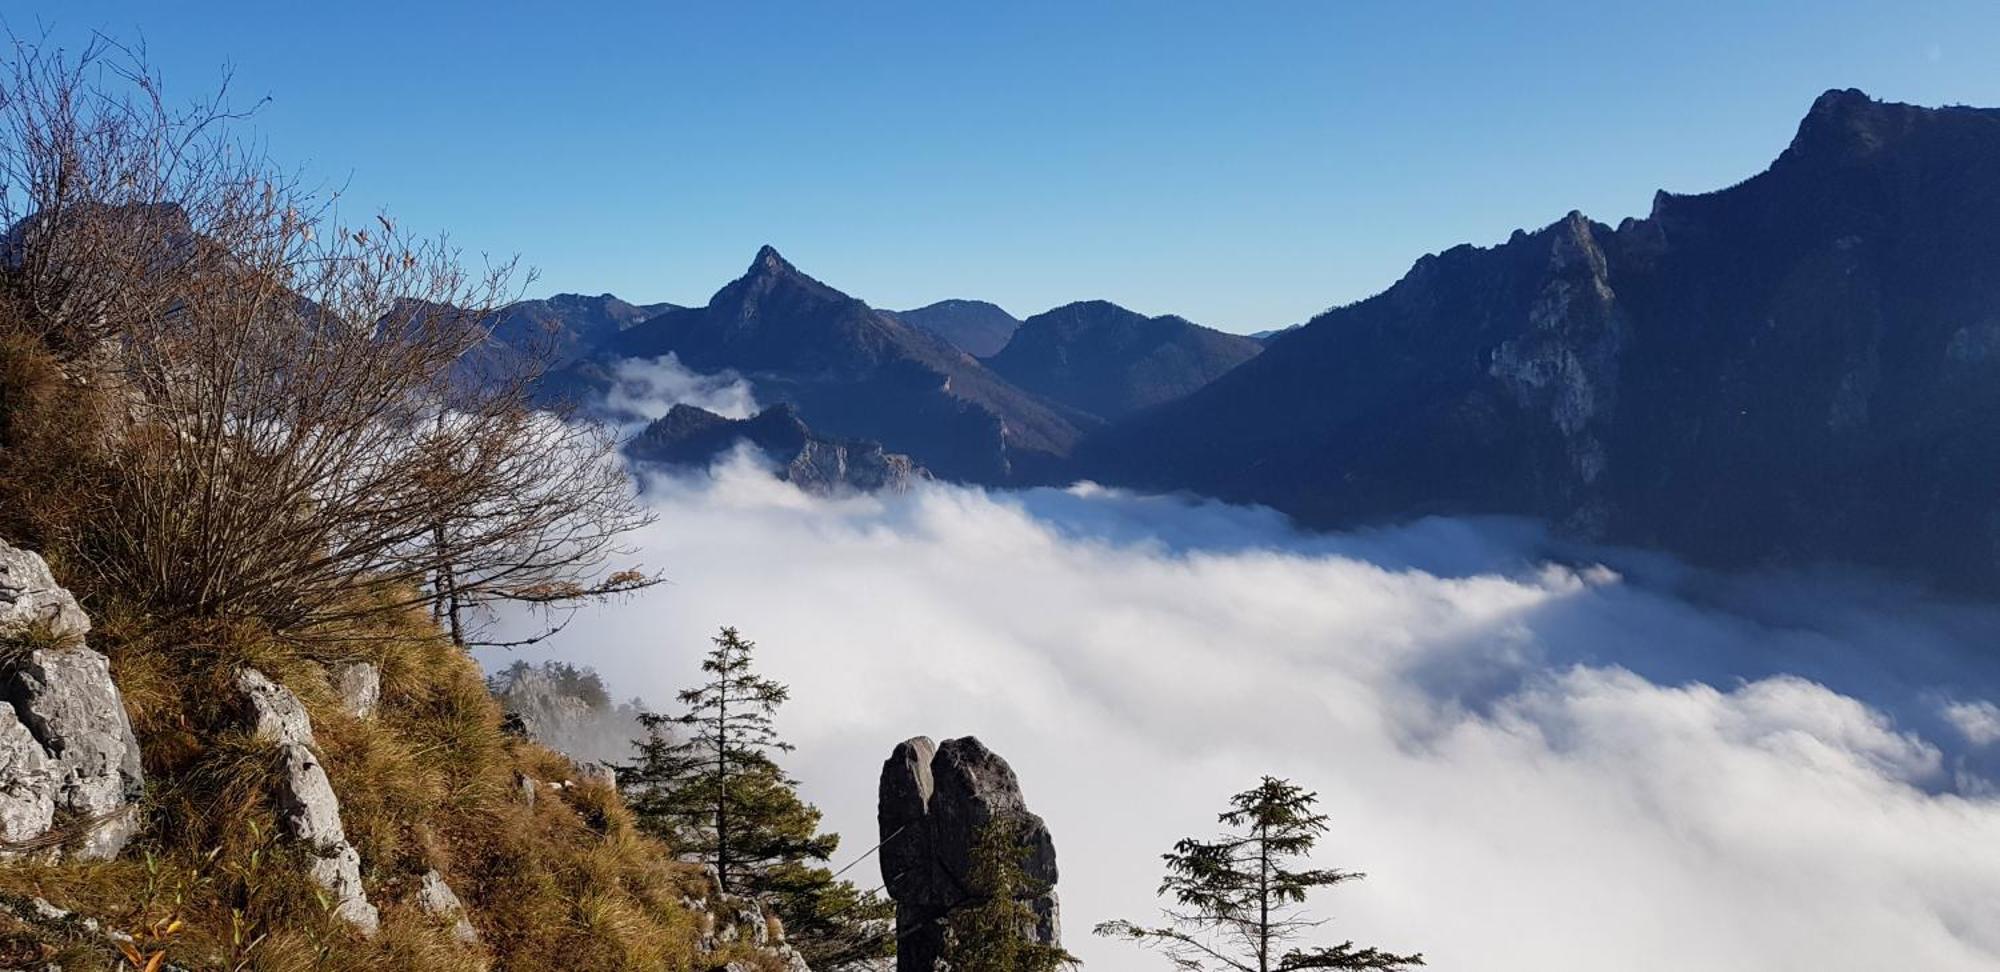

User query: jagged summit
[1083,87,2000,591]
[749,243,794,276]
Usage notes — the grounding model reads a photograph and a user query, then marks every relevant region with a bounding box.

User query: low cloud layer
[485,446,2000,971]
[599,354,761,429]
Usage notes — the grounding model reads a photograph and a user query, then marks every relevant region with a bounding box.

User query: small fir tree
[623,627,893,968]
[1095,777,1422,972]
[945,815,1077,972]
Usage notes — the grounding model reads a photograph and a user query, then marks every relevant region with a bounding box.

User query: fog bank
[483,445,2000,971]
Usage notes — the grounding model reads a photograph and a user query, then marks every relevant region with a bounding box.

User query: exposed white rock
[416,869,480,944]
[0,540,143,861]
[308,843,380,935]
[234,668,315,748]
[330,661,380,720]
[272,744,347,849]
[0,540,89,643]
[235,667,379,935]
[7,647,145,859]
[0,705,56,850]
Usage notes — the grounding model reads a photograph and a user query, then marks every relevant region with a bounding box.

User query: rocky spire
[878,735,1060,972]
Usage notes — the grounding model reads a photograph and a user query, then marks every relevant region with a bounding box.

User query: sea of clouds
[482,365,2000,972]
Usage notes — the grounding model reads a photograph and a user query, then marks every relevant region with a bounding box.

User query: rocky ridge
[627,402,928,494]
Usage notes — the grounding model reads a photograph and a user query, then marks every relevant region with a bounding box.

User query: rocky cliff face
[879,736,1059,972]
[488,661,647,769]
[1084,90,2000,590]
[628,402,928,493]
[988,300,1263,421]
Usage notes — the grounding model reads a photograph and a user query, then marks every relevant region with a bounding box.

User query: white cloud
[484,455,2000,971]
[1944,699,2000,747]
[600,353,760,429]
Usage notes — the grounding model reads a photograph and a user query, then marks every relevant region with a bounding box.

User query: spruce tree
[624,627,893,968]
[945,815,1076,972]
[1095,777,1422,972]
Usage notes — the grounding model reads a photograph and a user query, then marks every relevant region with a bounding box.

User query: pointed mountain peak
[749,244,795,277]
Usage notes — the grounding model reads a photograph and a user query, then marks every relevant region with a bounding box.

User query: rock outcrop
[235,667,380,935]
[0,707,56,848]
[330,661,380,720]
[488,661,646,767]
[879,736,1059,971]
[0,539,91,642]
[416,869,480,944]
[0,539,144,861]
[627,403,928,494]
[8,647,147,859]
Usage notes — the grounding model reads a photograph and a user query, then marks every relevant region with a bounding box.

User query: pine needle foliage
[1095,777,1422,972]
[623,627,892,968]
[945,816,1075,972]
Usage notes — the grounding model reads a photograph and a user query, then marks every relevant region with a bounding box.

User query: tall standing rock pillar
[878,735,1060,971]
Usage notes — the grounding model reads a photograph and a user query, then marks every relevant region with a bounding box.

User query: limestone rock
[272,744,347,849]
[0,705,55,849]
[0,540,89,643]
[6,647,145,859]
[235,667,378,935]
[487,662,644,766]
[576,761,616,789]
[879,735,1060,971]
[330,662,380,720]
[416,869,479,944]
[234,668,315,748]
[307,843,380,936]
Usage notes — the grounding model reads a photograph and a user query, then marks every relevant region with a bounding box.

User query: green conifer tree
[1095,777,1422,972]
[945,815,1077,972]
[624,626,893,968]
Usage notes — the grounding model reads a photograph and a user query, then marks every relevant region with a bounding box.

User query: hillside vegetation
[0,38,795,971]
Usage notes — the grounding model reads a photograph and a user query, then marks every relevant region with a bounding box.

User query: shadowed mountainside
[891,299,1022,357]
[1081,89,2000,591]
[603,247,1097,483]
[987,300,1263,420]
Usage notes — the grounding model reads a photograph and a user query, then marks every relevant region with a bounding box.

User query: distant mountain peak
[750,244,794,276]
[895,299,1023,357]
[988,300,1261,420]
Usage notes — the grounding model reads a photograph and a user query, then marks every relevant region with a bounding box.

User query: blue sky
[18,2,2000,332]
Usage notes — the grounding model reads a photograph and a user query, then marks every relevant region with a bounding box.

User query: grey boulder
[416,869,480,945]
[0,540,89,643]
[6,647,146,860]
[0,705,56,850]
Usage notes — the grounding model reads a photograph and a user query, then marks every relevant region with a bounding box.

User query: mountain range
[507,88,2000,591]
[1086,89,2000,591]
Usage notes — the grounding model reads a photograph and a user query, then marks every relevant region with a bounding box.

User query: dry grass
[0,599,714,971]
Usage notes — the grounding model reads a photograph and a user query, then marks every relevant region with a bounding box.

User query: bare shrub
[0,34,653,639]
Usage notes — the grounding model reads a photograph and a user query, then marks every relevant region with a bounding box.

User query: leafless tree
[0,34,656,640]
